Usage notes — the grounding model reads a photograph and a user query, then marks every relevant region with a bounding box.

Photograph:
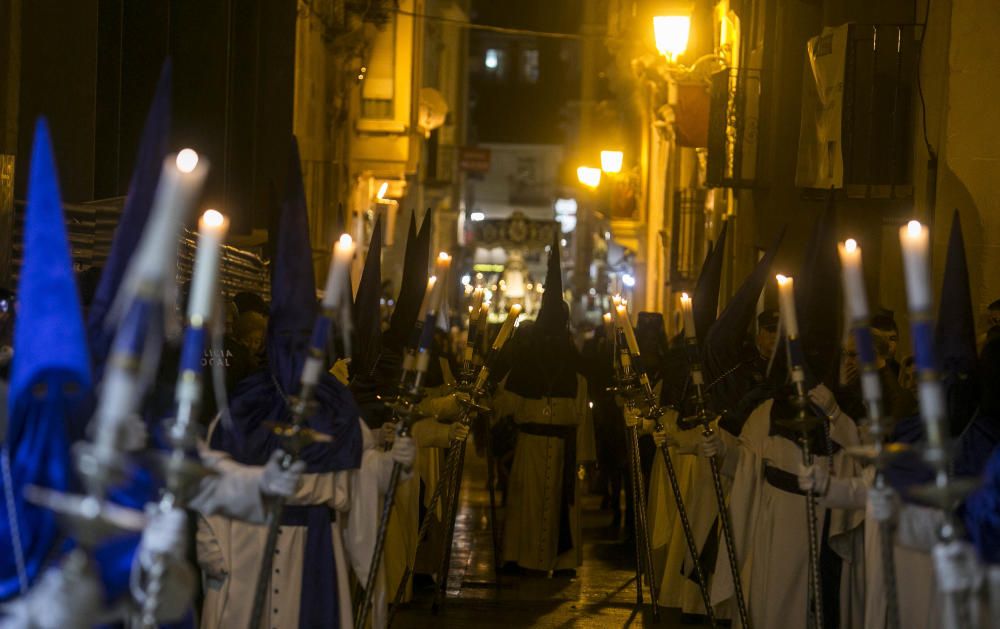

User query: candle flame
[377,182,389,199]
[680,292,691,302]
[337,233,353,248]
[437,251,451,262]
[906,220,923,236]
[427,276,437,288]
[510,303,523,315]
[176,149,199,173]
[603,313,612,323]
[776,274,790,285]
[844,238,858,253]
[202,209,225,228]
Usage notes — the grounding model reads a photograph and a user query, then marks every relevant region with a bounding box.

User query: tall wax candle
[322,233,355,309]
[775,274,799,338]
[679,292,696,340]
[615,304,641,356]
[492,304,523,350]
[187,209,229,324]
[837,239,869,321]
[899,220,931,312]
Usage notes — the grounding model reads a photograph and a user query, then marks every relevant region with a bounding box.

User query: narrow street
[393,448,704,628]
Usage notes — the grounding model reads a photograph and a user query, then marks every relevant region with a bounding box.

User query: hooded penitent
[210,137,362,627]
[349,217,392,427]
[635,312,668,385]
[935,210,979,438]
[504,234,579,399]
[703,228,784,433]
[0,120,92,601]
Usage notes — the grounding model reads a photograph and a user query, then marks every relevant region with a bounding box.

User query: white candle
[899,220,931,312]
[131,149,209,287]
[602,312,614,339]
[429,252,452,313]
[419,276,437,317]
[322,234,355,309]
[837,239,870,321]
[187,209,229,324]
[776,274,799,338]
[615,304,641,356]
[492,304,523,350]
[680,292,696,340]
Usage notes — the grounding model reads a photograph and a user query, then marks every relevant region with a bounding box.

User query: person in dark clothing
[871,309,901,379]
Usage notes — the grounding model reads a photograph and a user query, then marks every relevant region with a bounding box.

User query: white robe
[646,412,724,615]
[711,400,865,629]
[494,374,595,572]
[197,419,399,629]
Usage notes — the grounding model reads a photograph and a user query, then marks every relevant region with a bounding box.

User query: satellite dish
[418,87,449,137]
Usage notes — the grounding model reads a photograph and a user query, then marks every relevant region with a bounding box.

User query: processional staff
[679,292,749,629]
[775,274,826,629]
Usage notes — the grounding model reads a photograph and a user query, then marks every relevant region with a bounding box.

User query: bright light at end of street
[470,212,486,221]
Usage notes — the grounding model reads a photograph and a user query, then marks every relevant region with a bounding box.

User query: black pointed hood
[352,216,383,381]
[795,192,840,386]
[693,220,729,343]
[535,232,567,333]
[704,227,785,412]
[267,137,318,393]
[386,209,430,350]
[935,210,979,436]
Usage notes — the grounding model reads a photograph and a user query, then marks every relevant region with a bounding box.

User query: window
[521,49,539,83]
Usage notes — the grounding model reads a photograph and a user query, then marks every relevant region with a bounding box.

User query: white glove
[697,431,724,459]
[808,384,841,421]
[259,449,306,498]
[868,485,897,523]
[624,405,642,428]
[652,427,676,448]
[797,462,831,495]
[391,436,416,468]
[1,565,102,629]
[120,415,149,452]
[448,422,470,442]
[381,422,398,446]
[139,508,189,569]
[933,540,984,594]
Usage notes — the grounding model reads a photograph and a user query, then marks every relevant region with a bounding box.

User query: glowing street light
[653,15,691,60]
[600,150,624,174]
[577,166,602,189]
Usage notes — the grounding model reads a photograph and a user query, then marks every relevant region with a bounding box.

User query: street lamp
[600,150,624,174]
[653,15,691,61]
[577,166,602,189]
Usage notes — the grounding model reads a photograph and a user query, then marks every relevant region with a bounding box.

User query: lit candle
[419,276,438,317]
[602,312,614,339]
[899,220,931,312]
[492,304,523,350]
[776,274,799,338]
[132,149,209,286]
[321,234,355,309]
[470,287,484,321]
[187,209,229,324]
[679,292,696,340]
[429,252,452,313]
[615,304,641,356]
[837,239,869,321]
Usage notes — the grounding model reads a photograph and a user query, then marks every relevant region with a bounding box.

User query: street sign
[459,146,491,173]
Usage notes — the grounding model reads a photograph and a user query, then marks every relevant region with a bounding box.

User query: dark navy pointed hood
[693,220,728,343]
[386,209,430,351]
[2,120,91,600]
[267,136,318,394]
[935,210,979,437]
[704,228,785,413]
[535,232,567,334]
[352,216,383,381]
[796,192,840,386]
[87,61,171,373]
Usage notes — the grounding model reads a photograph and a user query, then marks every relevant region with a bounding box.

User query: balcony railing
[669,188,707,287]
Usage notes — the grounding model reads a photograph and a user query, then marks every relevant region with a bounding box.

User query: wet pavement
[392,448,707,628]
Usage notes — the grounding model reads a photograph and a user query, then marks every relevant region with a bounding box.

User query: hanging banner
[795,24,848,189]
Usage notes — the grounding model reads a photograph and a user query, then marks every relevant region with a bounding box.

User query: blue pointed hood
[2,119,91,600]
[935,210,979,437]
[87,61,171,372]
[386,209,430,351]
[267,136,318,394]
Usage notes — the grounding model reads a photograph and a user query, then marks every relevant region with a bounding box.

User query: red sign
[459,147,491,173]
